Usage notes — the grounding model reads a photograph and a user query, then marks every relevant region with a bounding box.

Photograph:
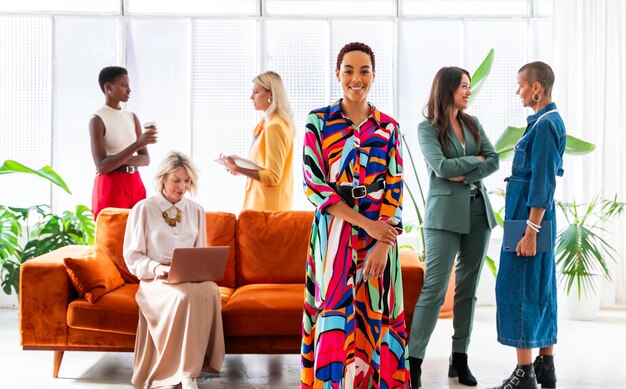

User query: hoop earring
[268,97,273,104]
[532,92,541,102]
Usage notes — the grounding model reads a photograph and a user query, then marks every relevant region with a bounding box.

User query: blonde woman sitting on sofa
[123,151,224,389]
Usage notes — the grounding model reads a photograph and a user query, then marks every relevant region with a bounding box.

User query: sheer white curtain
[553,0,626,305]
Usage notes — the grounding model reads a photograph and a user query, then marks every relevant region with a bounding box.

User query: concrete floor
[2,305,625,389]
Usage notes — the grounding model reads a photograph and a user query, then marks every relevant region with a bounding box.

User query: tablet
[502,220,552,253]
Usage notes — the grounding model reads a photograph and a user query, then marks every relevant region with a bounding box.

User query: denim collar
[526,102,557,124]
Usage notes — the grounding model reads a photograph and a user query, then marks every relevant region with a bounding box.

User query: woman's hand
[364,219,399,245]
[136,128,158,148]
[516,228,537,257]
[363,243,390,280]
[218,154,239,175]
[476,155,486,162]
[154,264,171,280]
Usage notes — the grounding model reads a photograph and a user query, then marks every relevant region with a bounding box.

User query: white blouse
[123,192,207,280]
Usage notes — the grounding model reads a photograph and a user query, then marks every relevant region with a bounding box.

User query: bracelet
[526,219,541,230]
[526,221,540,233]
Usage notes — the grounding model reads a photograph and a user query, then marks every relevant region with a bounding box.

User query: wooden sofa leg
[53,351,64,378]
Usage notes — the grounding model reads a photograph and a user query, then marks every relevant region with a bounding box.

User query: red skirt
[91,170,147,220]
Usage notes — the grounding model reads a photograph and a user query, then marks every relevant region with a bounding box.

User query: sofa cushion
[221,284,304,336]
[95,208,238,287]
[67,283,139,335]
[205,212,237,288]
[68,284,235,335]
[219,286,235,306]
[236,210,313,285]
[64,248,125,303]
[95,208,137,283]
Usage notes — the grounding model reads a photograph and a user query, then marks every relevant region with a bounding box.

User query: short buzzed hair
[98,66,127,93]
[518,61,555,96]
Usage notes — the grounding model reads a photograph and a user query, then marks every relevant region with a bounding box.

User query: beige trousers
[131,280,225,388]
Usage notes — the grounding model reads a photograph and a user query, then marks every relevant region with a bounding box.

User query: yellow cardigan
[243,116,295,211]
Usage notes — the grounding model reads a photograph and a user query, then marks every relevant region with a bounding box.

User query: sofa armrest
[400,248,425,333]
[20,245,91,347]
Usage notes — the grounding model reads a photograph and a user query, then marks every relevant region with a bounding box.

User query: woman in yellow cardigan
[219,71,296,211]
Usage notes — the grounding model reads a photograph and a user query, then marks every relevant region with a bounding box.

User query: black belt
[470,189,482,201]
[504,176,530,183]
[331,181,385,206]
[114,165,137,174]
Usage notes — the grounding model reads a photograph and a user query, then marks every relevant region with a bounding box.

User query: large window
[0,0,553,217]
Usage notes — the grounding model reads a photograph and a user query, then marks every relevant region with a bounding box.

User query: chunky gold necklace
[162,207,182,227]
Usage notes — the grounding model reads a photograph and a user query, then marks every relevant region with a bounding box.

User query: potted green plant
[555,195,624,320]
[0,160,95,298]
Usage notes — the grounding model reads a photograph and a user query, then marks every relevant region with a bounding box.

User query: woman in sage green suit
[408,67,499,389]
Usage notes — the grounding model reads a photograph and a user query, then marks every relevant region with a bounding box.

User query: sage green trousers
[408,198,491,359]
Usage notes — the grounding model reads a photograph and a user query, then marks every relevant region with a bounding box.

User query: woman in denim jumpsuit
[491,62,566,389]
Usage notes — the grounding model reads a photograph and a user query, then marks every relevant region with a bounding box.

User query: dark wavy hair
[336,42,376,71]
[424,66,480,146]
[98,66,128,93]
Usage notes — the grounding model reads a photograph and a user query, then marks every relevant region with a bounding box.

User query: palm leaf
[555,196,624,299]
[469,48,494,105]
[494,126,525,160]
[0,160,71,194]
[484,255,497,278]
[495,129,596,161]
[565,136,595,155]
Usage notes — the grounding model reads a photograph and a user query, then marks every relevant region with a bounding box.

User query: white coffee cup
[143,121,156,129]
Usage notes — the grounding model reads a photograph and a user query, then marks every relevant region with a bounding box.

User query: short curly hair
[336,42,376,71]
[98,66,127,93]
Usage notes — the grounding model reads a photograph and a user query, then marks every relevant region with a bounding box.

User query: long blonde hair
[253,71,295,133]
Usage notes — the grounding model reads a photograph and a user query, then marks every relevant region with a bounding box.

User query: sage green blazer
[418,117,499,234]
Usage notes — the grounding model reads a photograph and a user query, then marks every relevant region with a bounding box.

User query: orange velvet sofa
[20,208,424,378]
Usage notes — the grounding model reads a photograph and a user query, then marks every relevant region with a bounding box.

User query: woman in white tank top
[89,66,158,219]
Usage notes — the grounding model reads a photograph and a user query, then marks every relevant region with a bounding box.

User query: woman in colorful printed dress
[218,71,295,211]
[301,42,408,389]
[489,61,566,389]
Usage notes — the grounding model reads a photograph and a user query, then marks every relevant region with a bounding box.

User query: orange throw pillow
[64,248,125,303]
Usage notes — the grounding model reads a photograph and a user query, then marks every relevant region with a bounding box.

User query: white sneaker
[181,377,198,389]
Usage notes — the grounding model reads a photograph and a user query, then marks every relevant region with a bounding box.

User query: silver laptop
[166,246,229,284]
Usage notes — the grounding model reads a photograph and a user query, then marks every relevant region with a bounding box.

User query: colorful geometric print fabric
[301,100,409,388]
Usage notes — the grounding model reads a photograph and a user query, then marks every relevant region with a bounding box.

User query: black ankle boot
[489,364,537,389]
[448,352,477,386]
[408,357,422,389]
[533,355,556,388]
